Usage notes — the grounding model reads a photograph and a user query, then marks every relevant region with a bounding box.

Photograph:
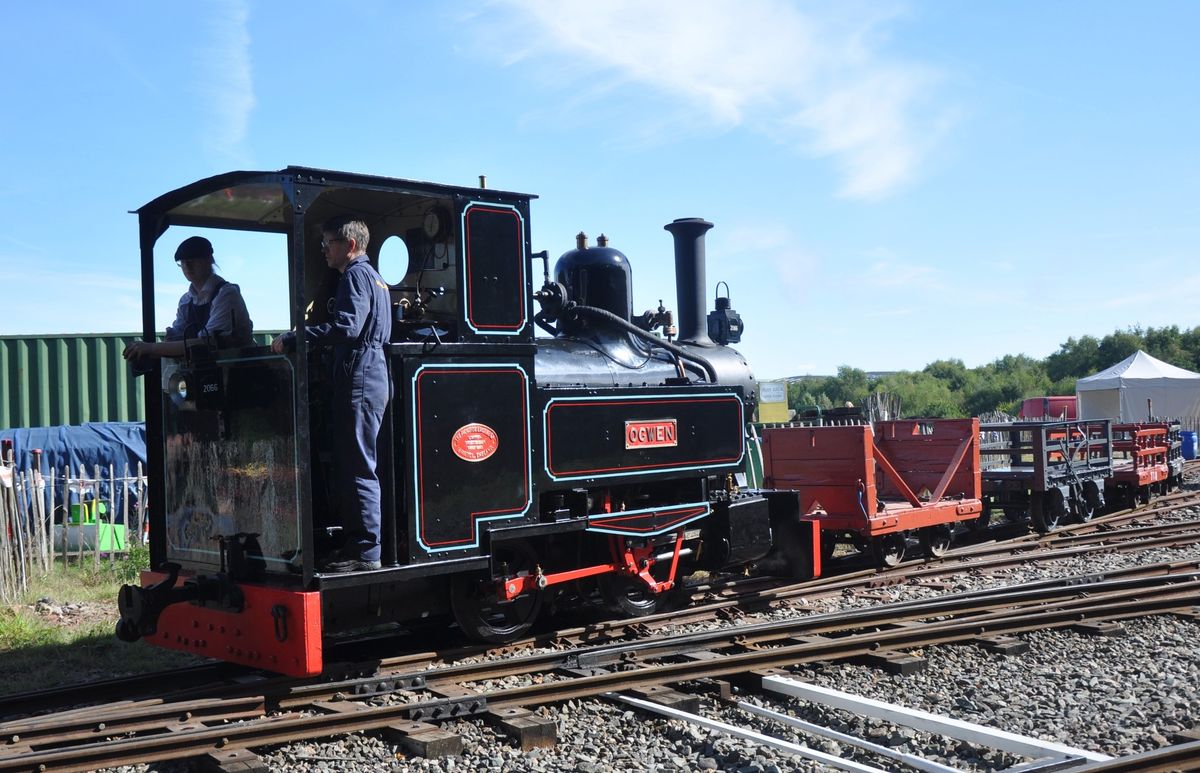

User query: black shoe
[320,557,382,573]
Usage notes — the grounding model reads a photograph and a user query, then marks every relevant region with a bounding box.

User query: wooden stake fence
[0,450,147,602]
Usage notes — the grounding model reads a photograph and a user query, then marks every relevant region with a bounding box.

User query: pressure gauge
[423,208,448,240]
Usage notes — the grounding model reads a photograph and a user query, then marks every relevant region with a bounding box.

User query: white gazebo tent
[1076,350,1200,422]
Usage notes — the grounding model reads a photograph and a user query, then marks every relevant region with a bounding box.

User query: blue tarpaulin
[0,422,146,519]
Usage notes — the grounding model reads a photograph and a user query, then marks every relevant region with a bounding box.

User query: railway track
[2,562,1198,771]
[3,490,1199,720]
[2,490,1198,771]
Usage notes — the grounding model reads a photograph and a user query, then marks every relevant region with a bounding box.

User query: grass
[0,546,207,696]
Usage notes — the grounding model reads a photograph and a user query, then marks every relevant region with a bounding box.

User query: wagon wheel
[1031,490,1065,533]
[870,533,907,568]
[918,525,953,559]
[1072,487,1098,523]
[450,540,542,643]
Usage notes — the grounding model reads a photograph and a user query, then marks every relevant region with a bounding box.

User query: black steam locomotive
[116,167,816,676]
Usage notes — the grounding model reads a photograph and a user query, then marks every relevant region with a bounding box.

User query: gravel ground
[119,504,1200,772]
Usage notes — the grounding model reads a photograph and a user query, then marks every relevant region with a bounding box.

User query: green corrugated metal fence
[0,333,278,429]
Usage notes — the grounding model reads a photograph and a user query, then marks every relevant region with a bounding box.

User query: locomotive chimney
[664,218,715,346]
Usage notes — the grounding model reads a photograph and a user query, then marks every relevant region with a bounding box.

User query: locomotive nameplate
[452,422,500,462]
[625,419,678,449]
[543,390,744,482]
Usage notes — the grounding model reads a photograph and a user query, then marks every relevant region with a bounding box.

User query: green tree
[1095,329,1143,370]
[1045,335,1101,382]
[875,370,963,417]
[923,359,972,392]
[825,366,870,407]
[1143,325,1189,368]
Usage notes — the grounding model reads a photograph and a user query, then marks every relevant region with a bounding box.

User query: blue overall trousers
[297,257,392,562]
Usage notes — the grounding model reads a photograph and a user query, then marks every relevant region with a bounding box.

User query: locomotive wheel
[599,573,675,617]
[870,533,907,568]
[450,541,542,643]
[918,525,953,559]
[1138,485,1152,505]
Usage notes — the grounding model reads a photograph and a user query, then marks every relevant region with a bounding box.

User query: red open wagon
[761,419,983,567]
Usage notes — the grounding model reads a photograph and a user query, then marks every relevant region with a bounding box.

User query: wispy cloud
[864,259,939,288]
[489,0,950,198]
[1101,273,1200,310]
[197,0,255,162]
[712,221,821,300]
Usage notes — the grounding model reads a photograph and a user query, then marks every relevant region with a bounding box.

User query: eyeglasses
[320,237,346,251]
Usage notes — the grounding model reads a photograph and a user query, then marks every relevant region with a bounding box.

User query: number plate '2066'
[625,419,678,449]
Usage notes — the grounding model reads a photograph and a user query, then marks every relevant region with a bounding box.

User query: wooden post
[109,463,118,560]
[13,470,28,593]
[0,456,12,601]
[47,463,57,566]
[27,465,41,572]
[31,449,45,571]
[1,449,19,599]
[136,461,146,547]
[26,470,37,573]
[62,465,71,569]
[93,464,101,570]
[20,469,34,583]
[122,463,130,555]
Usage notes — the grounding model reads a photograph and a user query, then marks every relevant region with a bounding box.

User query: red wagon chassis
[1109,423,1172,487]
[761,419,983,542]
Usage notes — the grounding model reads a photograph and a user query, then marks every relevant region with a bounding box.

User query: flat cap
[174,236,214,262]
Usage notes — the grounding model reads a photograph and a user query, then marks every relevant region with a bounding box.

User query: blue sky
[2,1,1197,379]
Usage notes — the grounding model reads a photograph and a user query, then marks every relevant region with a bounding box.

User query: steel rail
[3,575,1195,772]
[5,494,1196,728]
[0,696,265,747]
[7,512,1198,725]
[253,563,1200,703]
[1069,738,1200,772]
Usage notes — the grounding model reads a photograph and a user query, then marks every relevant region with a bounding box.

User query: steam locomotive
[116,167,818,676]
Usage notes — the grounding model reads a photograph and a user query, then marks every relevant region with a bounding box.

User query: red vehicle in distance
[1019,396,1078,420]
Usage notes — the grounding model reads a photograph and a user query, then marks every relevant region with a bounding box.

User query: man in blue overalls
[272,216,392,572]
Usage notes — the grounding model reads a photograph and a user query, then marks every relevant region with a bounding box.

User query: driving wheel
[450,540,543,643]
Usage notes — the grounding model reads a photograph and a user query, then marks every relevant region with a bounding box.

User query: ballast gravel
[111,505,1200,772]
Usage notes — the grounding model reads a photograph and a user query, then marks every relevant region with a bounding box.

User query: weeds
[0,550,204,696]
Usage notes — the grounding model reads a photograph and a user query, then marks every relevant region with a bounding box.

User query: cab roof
[136,165,536,233]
